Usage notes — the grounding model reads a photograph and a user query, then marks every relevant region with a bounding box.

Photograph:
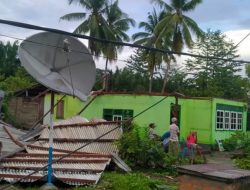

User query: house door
[170,103,181,128]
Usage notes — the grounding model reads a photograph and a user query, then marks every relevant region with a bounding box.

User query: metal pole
[47,92,54,185]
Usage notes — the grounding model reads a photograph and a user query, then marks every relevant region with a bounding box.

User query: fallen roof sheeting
[0,122,26,155]
[0,118,123,186]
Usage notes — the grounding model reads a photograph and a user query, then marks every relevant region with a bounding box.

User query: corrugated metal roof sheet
[0,123,26,155]
[39,122,121,140]
[54,116,89,126]
[0,119,122,186]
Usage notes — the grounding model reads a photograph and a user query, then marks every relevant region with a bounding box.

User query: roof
[0,118,123,186]
[13,84,48,97]
[0,122,26,155]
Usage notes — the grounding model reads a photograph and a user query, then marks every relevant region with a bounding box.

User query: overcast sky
[1,0,250,70]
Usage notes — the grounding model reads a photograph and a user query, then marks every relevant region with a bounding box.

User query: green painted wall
[82,94,176,135]
[44,94,84,124]
[44,94,175,135]
[178,99,213,144]
[43,94,247,145]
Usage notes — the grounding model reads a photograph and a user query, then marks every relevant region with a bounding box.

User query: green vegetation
[116,123,178,174]
[222,132,248,151]
[116,123,205,176]
[222,132,250,170]
[3,171,177,190]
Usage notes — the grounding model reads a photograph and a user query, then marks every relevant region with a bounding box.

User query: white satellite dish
[18,32,96,101]
[18,32,96,187]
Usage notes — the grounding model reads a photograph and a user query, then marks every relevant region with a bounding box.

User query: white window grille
[230,112,237,130]
[237,113,243,130]
[113,115,122,121]
[224,111,230,130]
[216,110,224,130]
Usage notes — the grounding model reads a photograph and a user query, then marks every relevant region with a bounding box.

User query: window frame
[215,106,244,131]
[216,110,224,130]
[224,111,230,130]
[112,115,123,121]
[230,111,238,131]
[237,112,243,130]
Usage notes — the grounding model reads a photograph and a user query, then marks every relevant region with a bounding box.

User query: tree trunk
[161,62,170,94]
[103,58,109,91]
[149,71,153,93]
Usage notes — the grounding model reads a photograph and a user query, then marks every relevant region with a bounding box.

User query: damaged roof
[0,117,125,186]
[0,122,26,155]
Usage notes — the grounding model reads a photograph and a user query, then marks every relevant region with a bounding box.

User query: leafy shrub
[116,123,178,171]
[72,172,177,190]
[234,156,250,170]
[222,132,248,151]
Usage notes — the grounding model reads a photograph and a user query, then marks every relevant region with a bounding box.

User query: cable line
[0,19,249,64]
[0,95,169,190]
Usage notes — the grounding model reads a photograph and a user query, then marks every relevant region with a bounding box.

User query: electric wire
[234,32,250,48]
[0,19,250,64]
[0,18,249,188]
[0,95,169,190]
[0,33,132,65]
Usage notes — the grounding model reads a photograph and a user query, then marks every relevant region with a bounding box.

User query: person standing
[148,123,161,140]
[169,117,180,157]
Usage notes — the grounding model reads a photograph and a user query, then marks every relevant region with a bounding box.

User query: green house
[43,93,248,145]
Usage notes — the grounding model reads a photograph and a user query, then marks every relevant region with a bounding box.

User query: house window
[216,110,224,130]
[215,104,243,131]
[230,112,237,130]
[56,100,64,119]
[103,109,133,121]
[113,115,122,121]
[224,111,230,130]
[237,113,243,130]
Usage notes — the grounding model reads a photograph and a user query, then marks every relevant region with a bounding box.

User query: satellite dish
[18,32,96,101]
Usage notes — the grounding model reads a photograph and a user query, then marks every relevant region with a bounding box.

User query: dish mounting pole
[48,91,55,185]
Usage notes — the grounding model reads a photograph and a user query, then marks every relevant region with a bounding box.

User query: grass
[0,171,178,190]
[71,172,177,190]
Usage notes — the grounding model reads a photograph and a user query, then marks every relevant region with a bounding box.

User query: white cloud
[224,30,250,60]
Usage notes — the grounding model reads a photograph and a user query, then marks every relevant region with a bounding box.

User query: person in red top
[187,132,202,156]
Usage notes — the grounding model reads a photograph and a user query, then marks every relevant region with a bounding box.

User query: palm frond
[60,12,86,21]
[73,19,90,34]
[171,0,185,9]
[183,0,202,12]
[183,15,204,38]
[151,0,173,11]
[132,32,150,41]
[182,21,193,48]
[133,37,152,45]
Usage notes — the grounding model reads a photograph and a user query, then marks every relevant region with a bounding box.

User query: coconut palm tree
[151,0,204,52]
[102,0,135,90]
[151,0,203,93]
[61,0,135,91]
[132,9,174,93]
[60,0,112,56]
